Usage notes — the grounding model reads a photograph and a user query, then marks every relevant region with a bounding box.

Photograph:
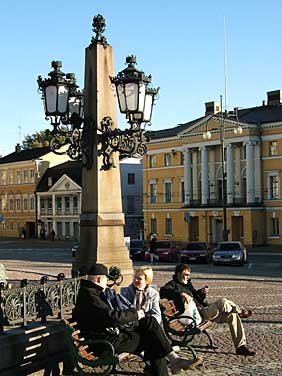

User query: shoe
[236,345,256,356]
[239,309,253,318]
[169,357,202,374]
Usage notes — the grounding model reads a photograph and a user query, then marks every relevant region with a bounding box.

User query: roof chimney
[205,101,220,116]
[267,90,282,106]
[15,143,21,153]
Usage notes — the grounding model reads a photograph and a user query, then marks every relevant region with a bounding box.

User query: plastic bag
[180,299,202,325]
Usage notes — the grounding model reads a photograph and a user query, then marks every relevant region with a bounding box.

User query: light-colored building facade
[36,160,82,240]
[0,144,70,238]
[36,159,143,241]
[143,90,282,246]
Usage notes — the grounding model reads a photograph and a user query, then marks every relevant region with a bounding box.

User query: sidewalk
[12,268,282,376]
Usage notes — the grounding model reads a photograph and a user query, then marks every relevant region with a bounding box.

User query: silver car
[213,241,247,266]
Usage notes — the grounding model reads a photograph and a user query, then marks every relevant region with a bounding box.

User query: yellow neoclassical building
[0,144,70,238]
[143,90,282,246]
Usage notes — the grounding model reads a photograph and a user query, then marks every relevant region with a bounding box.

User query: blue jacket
[120,283,162,323]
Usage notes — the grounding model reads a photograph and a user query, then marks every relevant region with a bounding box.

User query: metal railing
[0,266,123,333]
[0,274,82,333]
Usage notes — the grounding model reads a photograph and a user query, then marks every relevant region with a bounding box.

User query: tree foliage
[21,130,52,149]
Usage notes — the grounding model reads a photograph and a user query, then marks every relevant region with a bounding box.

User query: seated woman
[120,266,161,324]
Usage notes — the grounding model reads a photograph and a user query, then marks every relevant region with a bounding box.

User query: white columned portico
[226,143,234,204]
[184,149,192,205]
[254,142,262,202]
[246,142,255,203]
[192,149,198,200]
[201,146,209,205]
[234,146,241,199]
[209,149,216,199]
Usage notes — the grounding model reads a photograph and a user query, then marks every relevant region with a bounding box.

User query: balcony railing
[184,197,262,208]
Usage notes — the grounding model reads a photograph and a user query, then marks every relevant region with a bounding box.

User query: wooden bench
[160,299,217,358]
[61,319,137,375]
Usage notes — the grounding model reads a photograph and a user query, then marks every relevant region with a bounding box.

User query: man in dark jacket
[160,263,256,357]
[72,263,198,375]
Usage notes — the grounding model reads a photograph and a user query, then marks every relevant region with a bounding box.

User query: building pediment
[49,174,81,193]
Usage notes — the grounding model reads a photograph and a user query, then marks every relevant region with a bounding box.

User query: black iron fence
[0,274,82,333]
[0,266,123,333]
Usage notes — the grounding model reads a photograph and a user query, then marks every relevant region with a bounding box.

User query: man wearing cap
[72,263,200,375]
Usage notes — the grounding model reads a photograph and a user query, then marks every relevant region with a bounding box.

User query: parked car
[144,240,180,262]
[180,242,212,263]
[129,239,147,261]
[212,241,247,266]
[71,243,79,257]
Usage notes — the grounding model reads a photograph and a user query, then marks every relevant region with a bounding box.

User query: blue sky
[0,1,282,155]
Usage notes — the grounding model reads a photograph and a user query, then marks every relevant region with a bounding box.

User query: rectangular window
[47,197,52,212]
[180,152,185,165]
[0,170,6,185]
[16,171,21,184]
[270,218,279,236]
[1,194,6,211]
[9,171,14,185]
[16,197,21,211]
[9,197,14,211]
[30,196,35,210]
[65,197,70,215]
[150,218,157,234]
[165,218,172,235]
[270,175,279,199]
[56,197,62,214]
[149,183,157,204]
[73,196,78,209]
[269,141,278,156]
[126,195,135,214]
[149,155,156,168]
[65,222,70,237]
[23,170,28,183]
[10,221,14,230]
[128,173,135,185]
[40,198,45,209]
[180,181,185,203]
[164,182,172,203]
[164,153,172,167]
[23,197,28,210]
[73,196,78,214]
[30,169,35,183]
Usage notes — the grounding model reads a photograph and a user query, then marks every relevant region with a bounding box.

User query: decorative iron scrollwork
[97,116,149,170]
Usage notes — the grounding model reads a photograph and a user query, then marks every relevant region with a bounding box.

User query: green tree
[21,130,52,149]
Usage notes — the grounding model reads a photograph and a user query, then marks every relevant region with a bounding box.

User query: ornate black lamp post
[37,16,158,170]
[37,14,159,280]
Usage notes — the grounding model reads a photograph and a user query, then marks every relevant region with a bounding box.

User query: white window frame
[148,179,157,204]
[164,153,172,167]
[149,155,156,168]
[268,172,280,199]
[165,217,172,235]
[270,217,279,237]
[16,195,21,211]
[163,178,173,203]
[269,141,278,156]
[23,195,29,211]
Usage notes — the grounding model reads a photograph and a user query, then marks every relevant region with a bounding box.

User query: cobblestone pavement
[2,248,282,376]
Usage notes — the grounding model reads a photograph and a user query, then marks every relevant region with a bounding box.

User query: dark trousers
[114,316,171,376]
